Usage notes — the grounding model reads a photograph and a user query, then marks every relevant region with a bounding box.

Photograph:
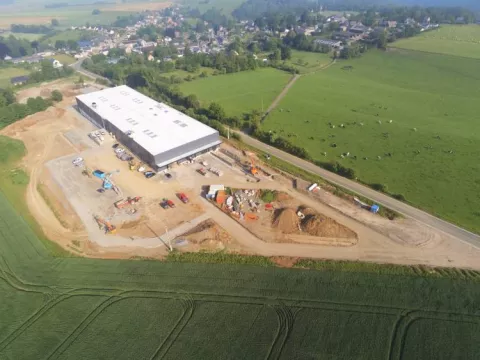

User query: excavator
[94,215,116,234]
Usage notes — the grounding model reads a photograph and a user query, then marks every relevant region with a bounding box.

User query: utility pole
[227,126,230,139]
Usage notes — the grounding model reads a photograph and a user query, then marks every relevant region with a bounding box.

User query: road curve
[70,59,110,82]
[236,131,480,248]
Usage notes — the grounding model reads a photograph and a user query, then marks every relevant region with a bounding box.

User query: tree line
[11,24,53,34]
[0,87,63,129]
[0,36,35,58]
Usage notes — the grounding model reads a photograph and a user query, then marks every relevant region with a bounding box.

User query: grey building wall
[76,98,221,171]
[153,132,220,166]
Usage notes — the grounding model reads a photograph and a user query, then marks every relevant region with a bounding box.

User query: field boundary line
[262,59,336,122]
[387,46,480,61]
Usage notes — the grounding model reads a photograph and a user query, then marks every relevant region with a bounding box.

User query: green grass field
[286,50,332,73]
[0,31,44,41]
[0,134,479,359]
[390,25,480,59]
[0,67,29,88]
[46,54,75,65]
[177,0,245,15]
[178,68,292,116]
[263,50,480,233]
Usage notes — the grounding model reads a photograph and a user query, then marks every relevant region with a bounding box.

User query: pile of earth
[272,208,299,234]
[302,214,357,238]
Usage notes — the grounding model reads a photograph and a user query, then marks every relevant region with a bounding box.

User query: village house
[10,75,29,86]
[314,39,342,49]
[380,20,397,28]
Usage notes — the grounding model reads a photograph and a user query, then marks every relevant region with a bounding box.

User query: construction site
[3,79,480,269]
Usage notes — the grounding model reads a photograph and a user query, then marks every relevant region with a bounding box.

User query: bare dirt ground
[173,219,246,253]
[211,188,358,246]
[16,80,83,103]
[3,80,480,269]
[1,82,91,251]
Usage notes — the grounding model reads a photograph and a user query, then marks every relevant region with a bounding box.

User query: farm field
[178,68,292,116]
[0,133,479,359]
[0,67,29,88]
[41,29,92,44]
[0,31,44,41]
[390,25,480,59]
[262,50,480,233]
[0,1,172,28]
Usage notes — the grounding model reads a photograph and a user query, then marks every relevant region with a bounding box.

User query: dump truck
[114,196,142,209]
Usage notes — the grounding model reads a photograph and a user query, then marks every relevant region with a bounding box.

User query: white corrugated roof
[76,85,219,156]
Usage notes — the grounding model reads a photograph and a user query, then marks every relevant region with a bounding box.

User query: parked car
[177,193,189,204]
[160,198,175,209]
[137,166,146,173]
[164,173,172,179]
[115,148,125,154]
[112,143,119,149]
[144,171,156,179]
[72,157,83,166]
[160,200,169,209]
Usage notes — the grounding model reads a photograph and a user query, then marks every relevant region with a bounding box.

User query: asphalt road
[237,132,480,249]
[70,59,110,82]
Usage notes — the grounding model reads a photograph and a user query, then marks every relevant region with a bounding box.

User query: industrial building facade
[76,85,221,171]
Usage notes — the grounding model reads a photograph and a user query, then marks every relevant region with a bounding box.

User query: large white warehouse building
[76,85,221,170]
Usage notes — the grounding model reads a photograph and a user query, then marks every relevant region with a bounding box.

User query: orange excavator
[249,155,258,175]
[94,215,116,234]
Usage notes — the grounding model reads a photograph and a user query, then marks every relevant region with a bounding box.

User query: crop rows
[0,188,479,358]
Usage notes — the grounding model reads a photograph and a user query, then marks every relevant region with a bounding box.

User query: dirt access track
[3,80,480,269]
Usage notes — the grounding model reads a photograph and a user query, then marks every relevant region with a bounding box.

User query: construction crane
[249,155,258,175]
[94,215,116,234]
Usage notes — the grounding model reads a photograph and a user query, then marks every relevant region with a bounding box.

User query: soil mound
[302,214,357,238]
[272,208,299,234]
[297,206,316,216]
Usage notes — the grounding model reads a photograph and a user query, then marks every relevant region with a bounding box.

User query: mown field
[263,50,480,233]
[0,135,479,359]
[178,68,292,116]
[390,25,480,59]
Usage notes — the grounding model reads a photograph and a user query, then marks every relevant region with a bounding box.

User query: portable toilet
[370,204,380,214]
